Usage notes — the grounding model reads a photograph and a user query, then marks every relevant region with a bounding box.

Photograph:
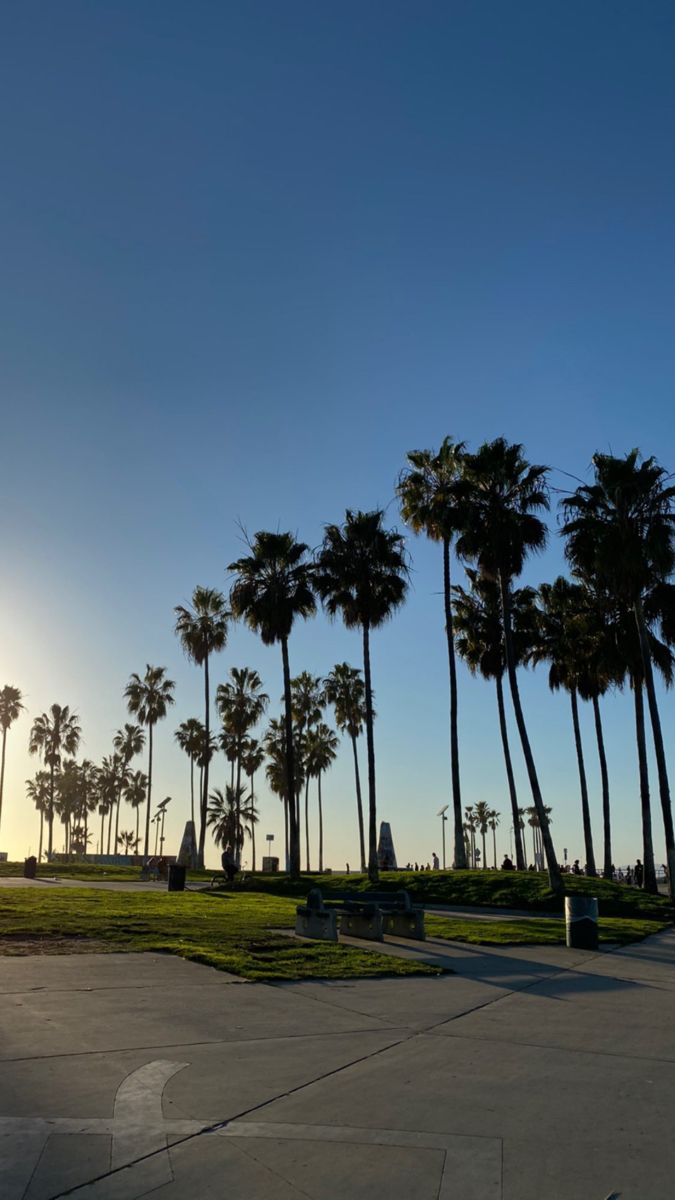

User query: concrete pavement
[1,927,674,1198]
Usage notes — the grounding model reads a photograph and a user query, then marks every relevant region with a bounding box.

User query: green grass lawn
[425,913,669,946]
[0,887,440,981]
[0,861,213,882]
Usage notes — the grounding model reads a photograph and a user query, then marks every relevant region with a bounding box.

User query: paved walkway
[1,924,674,1198]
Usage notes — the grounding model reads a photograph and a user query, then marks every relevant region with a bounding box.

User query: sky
[2,0,675,870]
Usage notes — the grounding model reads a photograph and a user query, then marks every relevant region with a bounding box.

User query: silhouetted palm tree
[473,801,491,869]
[455,439,562,893]
[174,717,204,827]
[175,587,229,866]
[124,769,148,851]
[315,510,409,882]
[488,809,500,868]
[241,737,264,870]
[28,704,81,859]
[398,438,468,867]
[229,532,316,879]
[323,663,368,872]
[112,723,145,854]
[453,571,538,870]
[561,450,675,897]
[263,716,305,868]
[26,771,50,861]
[305,722,339,872]
[0,685,23,839]
[291,672,324,871]
[124,666,175,859]
[217,667,269,864]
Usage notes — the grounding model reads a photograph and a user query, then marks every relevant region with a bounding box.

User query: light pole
[157,797,171,856]
[437,805,449,870]
[265,833,274,871]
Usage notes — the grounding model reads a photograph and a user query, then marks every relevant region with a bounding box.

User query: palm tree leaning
[561,450,675,898]
[305,722,339,872]
[0,685,23,840]
[229,531,316,880]
[453,570,538,870]
[531,577,597,877]
[29,704,81,859]
[455,438,562,893]
[398,438,468,868]
[216,667,269,865]
[124,666,175,860]
[323,663,368,872]
[314,510,409,883]
[174,586,229,867]
[174,717,204,828]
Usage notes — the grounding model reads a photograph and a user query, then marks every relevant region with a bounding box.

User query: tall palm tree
[117,830,137,854]
[124,666,175,859]
[229,532,316,879]
[398,438,467,868]
[453,571,538,870]
[291,671,324,871]
[323,663,368,872]
[55,758,81,855]
[455,439,562,893]
[305,722,339,872]
[473,801,491,869]
[174,717,203,827]
[530,577,597,876]
[98,754,126,854]
[207,784,246,853]
[112,723,145,853]
[488,809,500,868]
[0,685,23,839]
[26,770,50,861]
[241,737,264,871]
[216,668,269,863]
[315,510,409,882]
[28,704,81,859]
[264,715,305,869]
[175,587,229,866]
[561,450,675,897]
[464,805,477,868]
[124,769,149,851]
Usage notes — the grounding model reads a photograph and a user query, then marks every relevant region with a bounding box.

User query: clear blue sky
[2,1,675,869]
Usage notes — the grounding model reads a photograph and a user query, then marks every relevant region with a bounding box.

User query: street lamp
[436,805,449,870]
[265,833,274,871]
[156,798,171,856]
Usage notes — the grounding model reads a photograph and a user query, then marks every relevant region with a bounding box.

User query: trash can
[167,863,186,892]
[23,856,37,880]
[565,895,598,950]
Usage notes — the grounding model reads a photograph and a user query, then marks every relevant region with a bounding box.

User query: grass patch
[0,887,439,982]
[425,913,669,946]
[0,861,213,882]
[233,869,675,923]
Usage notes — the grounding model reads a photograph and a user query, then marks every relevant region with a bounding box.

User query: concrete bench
[295,889,338,942]
[361,891,425,941]
[337,899,384,942]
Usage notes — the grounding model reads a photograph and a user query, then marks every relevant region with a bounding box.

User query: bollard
[167,863,186,892]
[23,856,37,880]
[565,894,598,949]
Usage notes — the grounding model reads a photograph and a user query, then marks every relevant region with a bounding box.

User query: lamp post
[156,797,171,856]
[265,833,274,871]
[436,805,449,870]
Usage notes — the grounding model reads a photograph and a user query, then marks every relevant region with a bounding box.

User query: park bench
[365,890,425,941]
[295,888,338,942]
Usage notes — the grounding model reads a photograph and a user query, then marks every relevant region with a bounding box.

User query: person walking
[634,859,644,888]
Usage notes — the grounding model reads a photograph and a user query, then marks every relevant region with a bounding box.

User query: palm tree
[241,737,264,870]
[28,704,81,859]
[124,666,175,859]
[98,754,125,854]
[216,668,269,864]
[474,801,491,869]
[112,723,145,854]
[398,439,468,868]
[323,663,368,872]
[117,830,137,854]
[561,450,675,897]
[0,685,23,839]
[175,587,229,866]
[305,722,339,872]
[229,532,316,879]
[531,577,597,876]
[291,671,324,871]
[314,510,409,882]
[488,809,500,868]
[464,805,477,868]
[455,439,562,893]
[78,759,98,854]
[453,571,538,870]
[124,769,148,851]
[207,784,245,853]
[263,715,306,868]
[26,771,50,861]
[55,758,82,855]
[174,717,204,827]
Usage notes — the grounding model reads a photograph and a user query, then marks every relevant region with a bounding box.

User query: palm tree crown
[314,509,409,631]
[174,586,229,665]
[124,667,175,728]
[0,685,23,733]
[229,531,316,645]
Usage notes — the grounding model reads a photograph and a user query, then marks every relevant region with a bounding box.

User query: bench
[337,898,384,942]
[295,888,338,942]
[365,891,426,941]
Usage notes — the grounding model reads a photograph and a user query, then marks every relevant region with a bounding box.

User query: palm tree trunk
[135,805,140,851]
[492,826,497,869]
[495,673,525,869]
[250,774,256,872]
[100,809,105,858]
[114,784,122,856]
[304,775,311,872]
[199,655,210,869]
[144,722,153,860]
[634,681,657,893]
[48,763,55,859]
[499,573,562,893]
[189,757,195,827]
[84,804,88,854]
[106,802,113,855]
[350,733,367,872]
[281,636,300,879]
[318,771,324,872]
[443,536,466,868]
[570,687,596,876]
[284,797,289,871]
[38,810,44,861]
[592,694,612,880]
[481,829,487,868]
[0,728,7,836]
[635,601,675,898]
[362,621,378,883]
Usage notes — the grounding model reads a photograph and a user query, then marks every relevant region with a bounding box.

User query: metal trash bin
[167,863,186,892]
[23,856,37,880]
[565,895,598,950]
